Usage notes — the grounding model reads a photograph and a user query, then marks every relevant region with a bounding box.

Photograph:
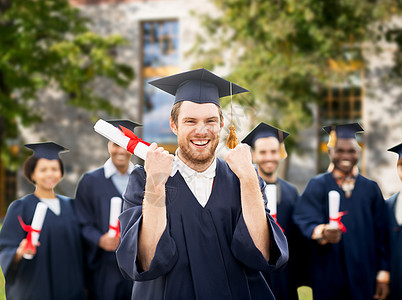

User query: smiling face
[170,101,223,171]
[252,137,281,178]
[329,138,360,174]
[31,158,62,191]
[108,141,132,173]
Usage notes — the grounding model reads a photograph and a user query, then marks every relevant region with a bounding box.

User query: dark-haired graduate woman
[0,142,86,300]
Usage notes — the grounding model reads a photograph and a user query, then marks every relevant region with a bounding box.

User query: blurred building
[0,0,401,217]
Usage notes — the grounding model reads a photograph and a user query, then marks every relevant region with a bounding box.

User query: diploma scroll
[328,190,340,229]
[265,184,277,219]
[94,119,178,176]
[108,197,122,238]
[22,202,48,259]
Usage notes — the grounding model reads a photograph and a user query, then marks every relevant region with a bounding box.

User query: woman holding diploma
[0,142,86,300]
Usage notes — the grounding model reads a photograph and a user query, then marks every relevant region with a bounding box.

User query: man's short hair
[170,101,224,127]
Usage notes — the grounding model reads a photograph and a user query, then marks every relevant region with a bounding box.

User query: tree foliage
[0,0,134,161]
[189,0,402,141]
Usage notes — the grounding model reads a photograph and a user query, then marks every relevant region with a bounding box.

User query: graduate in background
[74,120,138,300]
[386,142,402,300]
[242,122,310,300]
[116,68,288,299]
[293,123,390,300]
[0,142,86,300]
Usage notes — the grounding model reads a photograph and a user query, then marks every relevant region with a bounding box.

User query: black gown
[0,194,86,300]
[264,178,311,300]
[74,166,133,300]
[116,158,288,300]
[387,192,402,300]
[293,173,389,300]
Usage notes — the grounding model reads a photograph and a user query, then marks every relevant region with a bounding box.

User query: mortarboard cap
[148,68,248,107]
[388,143,402,160]
[25,142,68,159]
[242,122,290,147]
[106,119,142,131]
[242,122,289,159]
[323,123,364,139]
[323,123,364,148]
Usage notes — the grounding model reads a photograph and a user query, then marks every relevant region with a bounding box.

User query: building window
[141,20,179,152]
[318,46,364,173]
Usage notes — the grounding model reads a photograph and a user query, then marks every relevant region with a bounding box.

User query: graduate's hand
[13,239,39,263]
[98,232,120,251]
[374,281,389,300]
[322,225,342,244]
[225,144,255,180]
[145,143,173,187]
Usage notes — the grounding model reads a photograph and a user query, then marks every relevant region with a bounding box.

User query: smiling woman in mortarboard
[0,142,86,300]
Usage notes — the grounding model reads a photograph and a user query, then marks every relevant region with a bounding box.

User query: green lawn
[298,286,313,300]
[0,222,4,300]
[0,270,4,300]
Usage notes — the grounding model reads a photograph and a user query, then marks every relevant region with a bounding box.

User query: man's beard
[179,138,219,167]
[258,166,275,178]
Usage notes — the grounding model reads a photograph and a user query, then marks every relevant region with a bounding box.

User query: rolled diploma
[24,202,48,259]
[265,184,277,219]
[94,119,178,176]
[328,190,340,229]
[94,119,130,150]
[108,197,122,237]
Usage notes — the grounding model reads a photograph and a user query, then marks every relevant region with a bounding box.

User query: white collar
[175,149,216,179]
[104,158,134,179]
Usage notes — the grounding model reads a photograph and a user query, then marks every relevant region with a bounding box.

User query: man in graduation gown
[242,122,311,300]
[293,123,390,300]
[74,120,139,300]
[116,68,288,299]
[386,143,402,300]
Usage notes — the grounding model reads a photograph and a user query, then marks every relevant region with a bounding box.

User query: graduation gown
[117,158,288,300]
[264,178,311,300]
[74,167,133,300]
[387,192,402,300]
[293,172,389,300]
[0,194,86,300]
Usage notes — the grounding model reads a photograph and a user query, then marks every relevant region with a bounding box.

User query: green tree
[0,0,134,166]
[190,0,402,143]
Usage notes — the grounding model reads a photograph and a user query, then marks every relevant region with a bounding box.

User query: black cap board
[148,68,248,107]
[242,122,290,148]
[25,142,68,159]
[388,143,402,159]
[106,119,142,131]
[322,123,364,139]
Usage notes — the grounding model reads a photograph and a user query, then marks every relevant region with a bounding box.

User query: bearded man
[116,69,288,300]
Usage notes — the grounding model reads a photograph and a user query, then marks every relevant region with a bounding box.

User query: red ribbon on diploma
[18,215,40,252]
[271,213,284,233]
[118,126,150,154]
[329,211,348,233]
[109,219,120,238]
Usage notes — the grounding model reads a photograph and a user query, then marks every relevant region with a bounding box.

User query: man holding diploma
[74,120,139,300]
[293,123,390,300]
[241,122,310,300]
[116,68,288,299]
